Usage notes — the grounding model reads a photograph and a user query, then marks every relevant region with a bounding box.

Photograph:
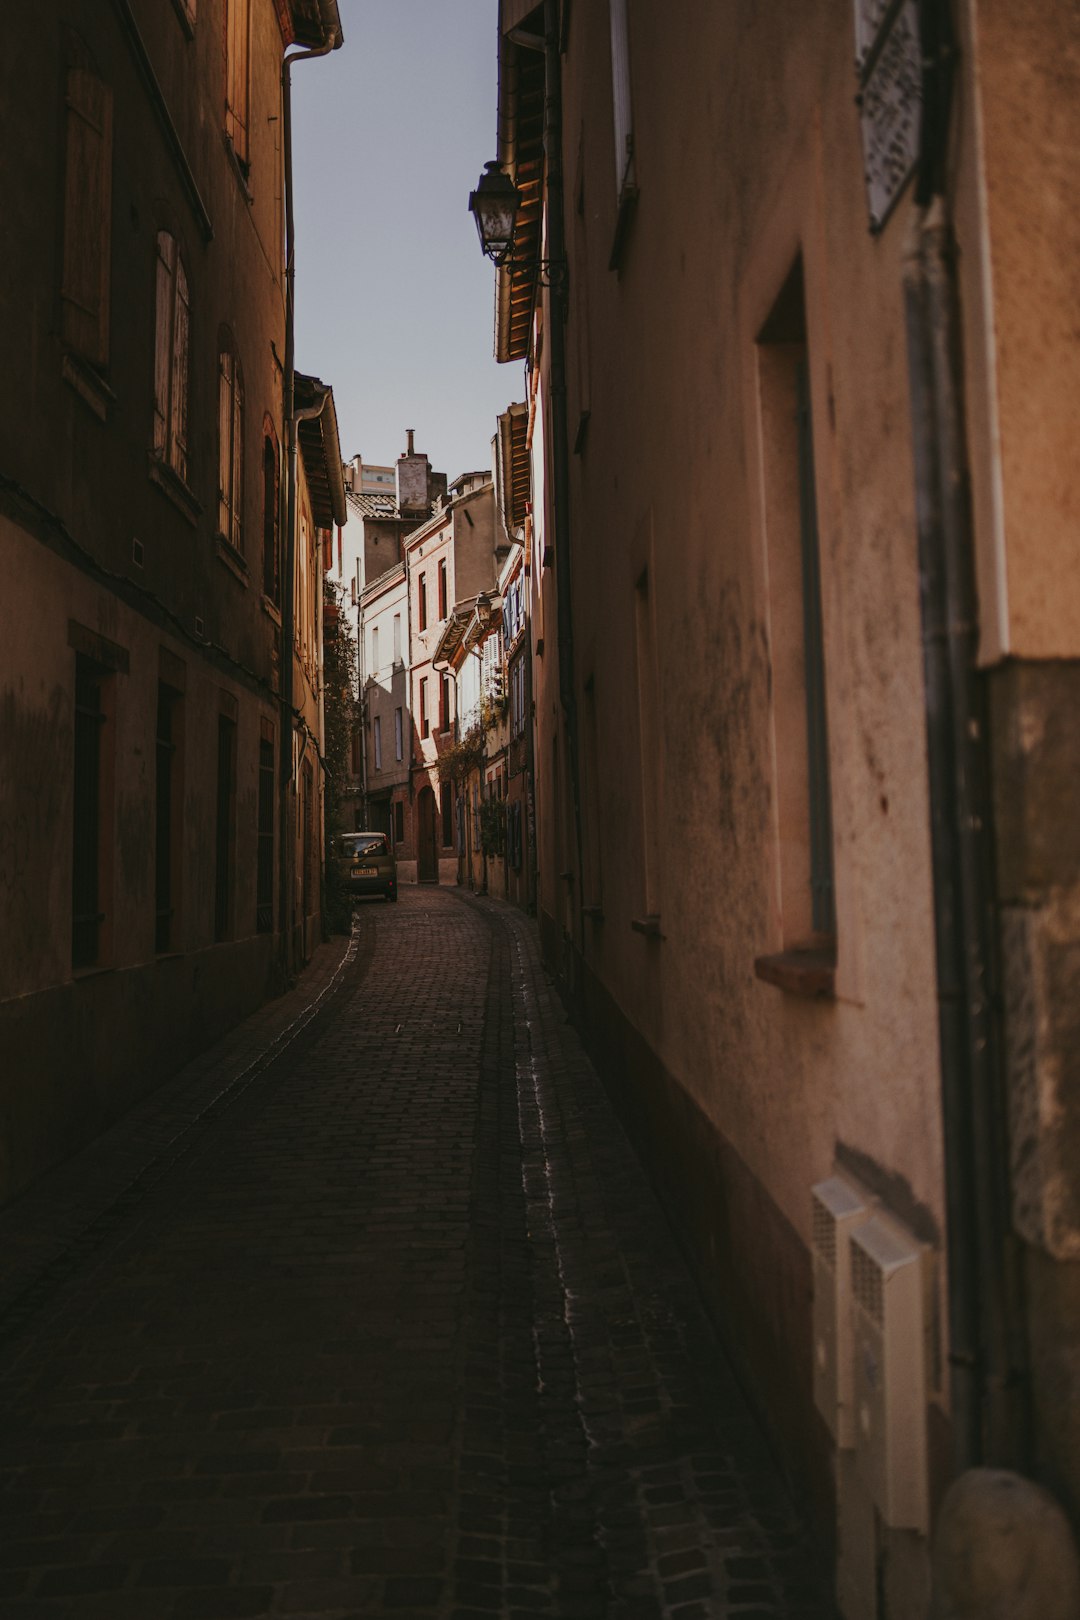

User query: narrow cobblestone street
[0,890,834,1620]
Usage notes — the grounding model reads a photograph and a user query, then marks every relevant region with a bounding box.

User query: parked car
[336,832,398,902]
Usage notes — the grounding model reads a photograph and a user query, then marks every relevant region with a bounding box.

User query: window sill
[261,595,282,625]
[215,533,249,584]
[754,943,836,999]
[631,913,662,939]
[62,353,115,421]
[582,904,604,923]
[148,456,200,526]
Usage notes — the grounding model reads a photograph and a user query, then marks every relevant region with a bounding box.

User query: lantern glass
[468,162,521,265]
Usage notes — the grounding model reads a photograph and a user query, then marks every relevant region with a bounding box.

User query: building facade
[0,0,342,1203]
[483,0,1080,1613]
[404,472,500,885]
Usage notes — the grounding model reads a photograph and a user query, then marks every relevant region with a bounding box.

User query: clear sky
[290,0,523,485]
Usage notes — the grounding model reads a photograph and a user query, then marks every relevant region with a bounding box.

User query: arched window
[153,231,190,481]
[217,341,244,552]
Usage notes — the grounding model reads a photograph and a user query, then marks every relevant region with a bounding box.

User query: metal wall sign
[855,0,922,233]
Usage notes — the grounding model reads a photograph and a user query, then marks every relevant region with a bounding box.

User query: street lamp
[468,161,521,267]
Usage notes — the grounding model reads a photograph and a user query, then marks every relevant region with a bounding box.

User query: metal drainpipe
[901,0,1029,1472]
[279,17,340,984]
[357,589,368,830]
[542,0,586,961]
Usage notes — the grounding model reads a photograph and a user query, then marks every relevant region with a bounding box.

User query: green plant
[479,795,506,858]
[436,725,485,785]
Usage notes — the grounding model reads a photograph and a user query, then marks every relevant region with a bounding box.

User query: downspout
[357,591,368,828]
[902,0,1028,1473]
[279,6,342,984]
[541,0,586,962]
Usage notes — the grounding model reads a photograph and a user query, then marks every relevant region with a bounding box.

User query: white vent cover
[811,1175,873,1446]
[850,1212,929,1532]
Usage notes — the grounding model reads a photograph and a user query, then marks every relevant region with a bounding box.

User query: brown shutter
[218,352,231,534]
[62,68,113,366]
[231,362,244,551]
[171,258,190,479]
[153,233,174,456]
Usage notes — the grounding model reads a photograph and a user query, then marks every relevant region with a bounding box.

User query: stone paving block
[0,890,834,1619]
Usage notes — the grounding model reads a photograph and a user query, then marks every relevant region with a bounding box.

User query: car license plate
[353,865,378,877]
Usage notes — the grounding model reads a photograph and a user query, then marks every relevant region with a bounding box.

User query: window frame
[153,230,191,485]
[61,64,113,371]
[217,342,245,554]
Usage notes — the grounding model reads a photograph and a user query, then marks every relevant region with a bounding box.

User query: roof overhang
[279,0,343,50]
[497,401,530,530]
[495,12,545,364]
[296,373,347,530]
[462,594,503,654]
[432,601,479,670]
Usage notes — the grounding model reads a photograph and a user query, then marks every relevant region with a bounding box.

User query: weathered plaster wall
[526,1,963,1603]
[0,515,279,1202]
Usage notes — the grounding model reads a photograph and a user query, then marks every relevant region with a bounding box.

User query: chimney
[396,429,430,516]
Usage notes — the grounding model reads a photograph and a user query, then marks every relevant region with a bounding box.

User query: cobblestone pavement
[0,888,836,1619]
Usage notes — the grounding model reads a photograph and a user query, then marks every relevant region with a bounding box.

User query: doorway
[417,785,439,882]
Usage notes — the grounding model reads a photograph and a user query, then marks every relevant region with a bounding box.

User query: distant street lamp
[468,161,521,267]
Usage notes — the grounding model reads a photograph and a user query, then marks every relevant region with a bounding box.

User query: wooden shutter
[226,0,250,160]
[218,352,231,535]
[171,258,190,479]
[153,233,175,457]
[62,68,113,365]
[231,363,243,551]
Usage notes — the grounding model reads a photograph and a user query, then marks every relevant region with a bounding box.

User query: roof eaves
[296,373,347,530]
[495,29,544,365]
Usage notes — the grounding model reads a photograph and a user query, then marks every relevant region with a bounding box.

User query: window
[256,725,274,933]
[371,625,379,674]
[225,0,250,166]
[395,706,403,761]
[419,677,428,738]
[155,682,183,953]
[374,715,382,771]
[262,432,280,602]
[418,572,428,631]
[153,231,190,482]
[441,782,454,848]
[61,65,112,368]
[756,261,836,956]
[510,654,527,739]
[439,673,450,733]
[393,613,402,663]
[214,711,237,942]
[438,558,448,619]
[72,655,110,968]
[394,800,405,845]
[218,345,244,552]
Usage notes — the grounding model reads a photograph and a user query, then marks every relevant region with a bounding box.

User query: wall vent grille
[851,1238,884,1325]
